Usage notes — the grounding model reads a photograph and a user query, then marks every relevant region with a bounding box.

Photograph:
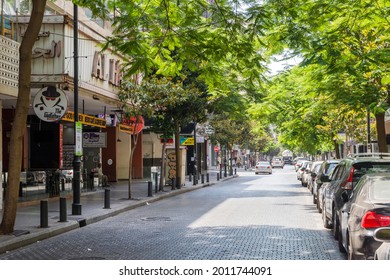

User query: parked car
[255,161,272,175]
[294,157,308,171]
[301,161,314,187]
[338,173,390,259]
[314,159,340,211]
[321,153,390,243]
[296,160,310,181]
[271,157,284,168]
[373,227,390,260]
[307,161,323,194]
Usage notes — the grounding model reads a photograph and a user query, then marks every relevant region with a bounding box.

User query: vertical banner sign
[75,121,83,156]
[59,124,63,169]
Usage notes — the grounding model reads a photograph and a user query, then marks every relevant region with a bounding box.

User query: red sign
[214,146,219,152]
[121,116,144,134]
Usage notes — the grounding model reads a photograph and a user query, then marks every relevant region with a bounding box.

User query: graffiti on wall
[167,151,176,179]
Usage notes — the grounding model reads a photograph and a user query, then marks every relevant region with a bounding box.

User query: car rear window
[353,162,390,182]
[371,180,390,200]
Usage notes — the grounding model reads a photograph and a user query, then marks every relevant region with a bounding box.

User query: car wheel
[332,211,339,240]
[316,190,322,213]
[322,201,332,229]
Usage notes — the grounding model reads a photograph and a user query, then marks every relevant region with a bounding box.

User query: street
[0,165,345,260]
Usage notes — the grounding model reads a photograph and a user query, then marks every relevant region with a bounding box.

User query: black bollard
[217,173,220,181]
[189,174,192,182]
[154,172,158,193]
[193,175,196,185]
[104,189,111,209]
[59,197,67,222]
[40,200,49,228]
[171,178,176,190]
[148,181,153,196]
[207,173,209,183]
[201,174,204,184]
[235,168,237,175]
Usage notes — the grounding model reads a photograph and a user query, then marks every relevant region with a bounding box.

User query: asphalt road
[0,165,346,260]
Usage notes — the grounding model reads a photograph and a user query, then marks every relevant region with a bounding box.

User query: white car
[255,161,272,175]
[271,157,284,168]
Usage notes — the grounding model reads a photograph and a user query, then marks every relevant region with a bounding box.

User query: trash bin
[89,170,98,190]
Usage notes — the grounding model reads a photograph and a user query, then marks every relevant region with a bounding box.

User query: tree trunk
[333,138,341,159]
[174,120,181,189]
[0,0,47,235]
[375,112,388,153]
[159,137,166,191]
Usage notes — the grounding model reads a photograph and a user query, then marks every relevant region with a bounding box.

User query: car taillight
[361,211,390,229]
[342,166,355,190]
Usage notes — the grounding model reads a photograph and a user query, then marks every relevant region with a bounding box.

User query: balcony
[0,34,19,97]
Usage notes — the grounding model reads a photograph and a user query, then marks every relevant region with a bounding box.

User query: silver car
[255,161,272,175]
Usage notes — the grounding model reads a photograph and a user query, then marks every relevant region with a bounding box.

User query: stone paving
[0,167,346,260]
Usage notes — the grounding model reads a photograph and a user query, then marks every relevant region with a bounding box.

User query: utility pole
[72,4,82,215]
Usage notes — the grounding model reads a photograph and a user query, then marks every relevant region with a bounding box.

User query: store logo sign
[33,86,68,122]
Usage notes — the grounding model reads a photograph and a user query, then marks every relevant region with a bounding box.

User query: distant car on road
[255,161,273,175]
[271,157,284,168]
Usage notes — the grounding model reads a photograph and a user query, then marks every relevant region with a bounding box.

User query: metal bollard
[148,181,153,197]
[207,173,209,183]
[189,174,192,182]
[59,197,67,222]
[217,173,220,181]
[235,168,237,175]
[40,200,49,228]
[201,174,204,184]
[61,178,65,191]
[193,175,196,185]
[104,188,111,209]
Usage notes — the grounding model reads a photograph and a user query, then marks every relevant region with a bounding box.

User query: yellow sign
[180,137,194,146]
[62,111,106,128]
[118,124,134,134]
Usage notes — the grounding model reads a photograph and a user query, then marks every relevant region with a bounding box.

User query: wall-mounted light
[93,95,100,100]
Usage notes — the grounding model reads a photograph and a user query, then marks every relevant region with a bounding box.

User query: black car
[339,173,390,259]
[321,153,390,241]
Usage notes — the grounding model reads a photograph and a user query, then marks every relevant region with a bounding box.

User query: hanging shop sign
[83,132,107,148]
[180,137,194,146]
[119,116,144,135]
[33,86,68,122]
[62,111,106,128]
